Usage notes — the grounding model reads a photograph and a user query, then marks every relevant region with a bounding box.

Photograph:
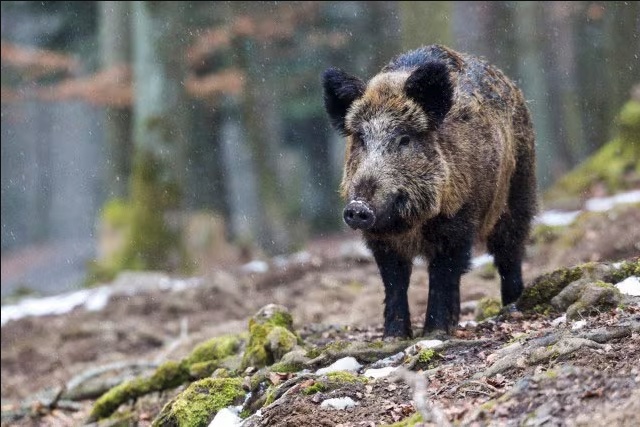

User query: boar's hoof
[343,200,375,230]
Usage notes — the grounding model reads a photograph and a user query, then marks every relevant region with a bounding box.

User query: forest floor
[1,201,639,427]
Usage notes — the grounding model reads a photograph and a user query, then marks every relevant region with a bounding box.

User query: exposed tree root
[474,323,637,379]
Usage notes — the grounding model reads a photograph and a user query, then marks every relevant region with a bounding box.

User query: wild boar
[322,45,537,337]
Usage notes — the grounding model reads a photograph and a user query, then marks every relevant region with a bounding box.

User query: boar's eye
[395,134,411,146]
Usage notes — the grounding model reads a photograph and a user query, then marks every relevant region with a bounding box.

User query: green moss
[367,341,385,349]
[418,349,436,364]
[90,334,244,421]
[186,335,241,366]
[152,378,245,427]
[263,386,278,406]
[326,371,368,384]
[383,412,423,426]
[269,361,306,373]
[89,360,189,421]
[517,266,583,312]
[302,381,327,395]
[545,369,558,379]
[545,100,640,203]
[241,305,298,370]
[305,340,351,359]
[606,259,640,283]
[476,297,502,321]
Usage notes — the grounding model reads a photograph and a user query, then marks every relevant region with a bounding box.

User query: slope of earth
[1,203,639,426]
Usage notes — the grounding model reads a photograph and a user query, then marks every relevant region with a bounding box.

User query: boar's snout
[343,200,376,230]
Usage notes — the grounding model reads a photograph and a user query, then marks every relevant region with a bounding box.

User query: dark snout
[343,200,376,230]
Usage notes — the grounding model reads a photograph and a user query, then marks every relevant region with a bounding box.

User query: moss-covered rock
[90,335,244,421]
[517,260,637,314]
[565,281,622,320]
[517,266,583,313]
[152,378,245,427]
[475,297,502,321]
[185,335,242,366]
[241,304,297,370]
[89,360,189,422]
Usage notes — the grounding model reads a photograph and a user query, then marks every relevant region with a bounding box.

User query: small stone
[316,357,362,375]
[320,397,358,410]
[572,320,587,330]
[364,366,397,379]
[551,315,567,326]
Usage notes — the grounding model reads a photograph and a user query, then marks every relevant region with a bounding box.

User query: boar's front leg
[370,242,413,338]
[424,239,472,335]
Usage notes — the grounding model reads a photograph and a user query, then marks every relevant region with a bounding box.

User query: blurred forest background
[1,1,638,296]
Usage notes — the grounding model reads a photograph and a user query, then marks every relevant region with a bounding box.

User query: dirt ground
[1,204,639,426]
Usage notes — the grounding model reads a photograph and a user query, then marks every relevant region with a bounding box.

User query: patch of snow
[339,240,373,261]
[241,260,269,274]
[1,274,204,326]
[320,397,357,410]
[1,288,112,326]
[471,254,494,269]
[405,339,444,356]
[551,315,567,327]
[208,407,242,427]
[364,366,397,379]
[84,287,112,311]
[535,210,581,227]
[585,190,640,212]
[273,251,313,270]
[316,357,362,375]
[571,320,587,330]
[616,276,640,296]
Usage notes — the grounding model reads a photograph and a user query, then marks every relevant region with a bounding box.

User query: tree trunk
[99,1,132,198]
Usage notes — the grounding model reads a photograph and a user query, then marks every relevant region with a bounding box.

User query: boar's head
[322,62,454,236]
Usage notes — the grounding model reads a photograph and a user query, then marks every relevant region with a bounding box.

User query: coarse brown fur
[322,45,537,336]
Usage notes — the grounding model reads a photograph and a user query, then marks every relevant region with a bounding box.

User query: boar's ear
[322,67,366,135]
[404,61,453,128]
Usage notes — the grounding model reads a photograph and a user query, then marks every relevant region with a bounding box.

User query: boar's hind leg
[488,141,536,306]
[370,243,413,338]
[423,239,472,335]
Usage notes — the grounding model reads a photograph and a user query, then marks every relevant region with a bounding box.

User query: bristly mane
[382,45,462,72]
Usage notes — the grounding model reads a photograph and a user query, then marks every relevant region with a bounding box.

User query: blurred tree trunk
[539,2,581,171]
[512,1,557,188]
[572,1,639,155]
[227,3,291,253]
[219,96,262,249]
[122,1,189,270]
[400,1,452,50]
[99,1,132,198]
